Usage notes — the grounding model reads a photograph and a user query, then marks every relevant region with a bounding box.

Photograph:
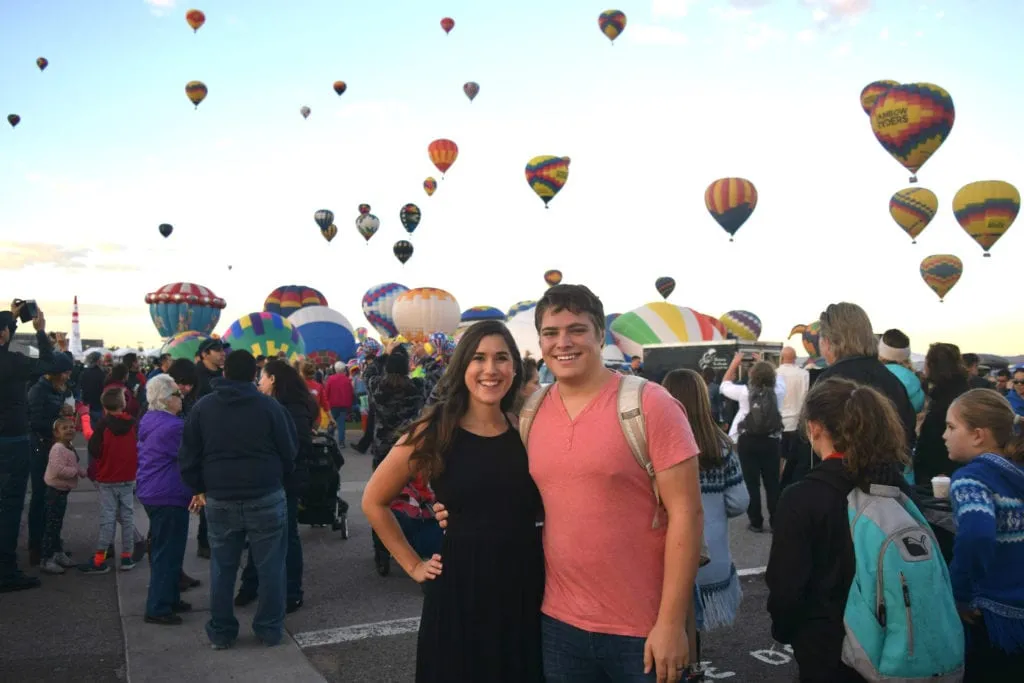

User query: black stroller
[296,432,350,539]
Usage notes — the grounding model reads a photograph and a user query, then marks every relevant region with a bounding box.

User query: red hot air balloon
[441,17,455,34]
[186,9,206,32]
[428,139,459,176]
[544,270,563,287]
[333,81,347,96]
[463,82,479,102]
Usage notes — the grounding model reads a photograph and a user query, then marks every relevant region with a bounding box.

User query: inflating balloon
[158,223,173,238]
[314,209,334,231]
[544,270,563,287]
[598,10,627,43]
[463,82,479,102]
[525,156,570,208]
[394,240,414,265]
[7,114,19,128]
[789,322,821,358]
[870,83,954,182]
[289,306,357,364]
[222,312,305,362]
[36,57,48,71]
[300,106,311,119]
[321,224,338,243]
[186,9,205,32]
[859,80,898,116]
[611,303,723,358]
[440,17,454,34]
[160,331,209,361]
[719,310,762,341]
[400,204,422,234]
[428,139,458,176]
[705,178,757,241]
[920,254,963,302]
[362,283,409,338]
[356,213,380,243]
[952,180,1019,257]
[185,81,207,109]
[654,277,675,300]
[333,81,347,96]
[423,178,437,196]
[264,285,328,318]
[889,187,937,244]
[145,282,226,338]
[392,288,461,343]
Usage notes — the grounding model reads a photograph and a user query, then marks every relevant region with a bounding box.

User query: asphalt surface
[0,431,794,682]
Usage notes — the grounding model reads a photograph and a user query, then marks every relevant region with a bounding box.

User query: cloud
[626,24,689,45]
[796,29,817,43]
[144,0,176,17]
[831,41,853,57]
[651,0,698,18]
[801,0,871,32]
[0,242,139,272]
[745,22,786,50]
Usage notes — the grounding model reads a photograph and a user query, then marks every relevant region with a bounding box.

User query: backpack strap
[518,384,553,450]
[617,375,663,529]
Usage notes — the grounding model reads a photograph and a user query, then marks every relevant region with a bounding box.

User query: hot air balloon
[423,177,437,196]
[186,9,205,32]
[222,312,306,361]
[889,187,938,244]
[8,114,21,128]
[870,83,954,182]
[394,240,414,265]
[288,306,357,364]
[525,156,570,208]
[185,81,207,109]
[456,306,507,340]
[160,330,209,361]
[611,303,723,359]
[598,10,627,43]
[355,327,369,344]
[392,288,461,342]
[719,310,762,341]
[333,81,347,96]
[400,204,422,234]
[705,178,757,241]
[159,223,173,238]
[356,213,380,242]
[36,57,48,71]
[264,285,328,318]
[441,17,455,34]
[358,203,371,216]
[314,209,334,231]
[952,181,1020,257]
[428,139,458,176]
[463,82,479,102]
[362,283,409,338]
[321,224,338,243]
[505,302,541,358]
[789,322,821,358]
[543,270,563,287]
[300,106,311,119]
[920,254,963,302]
[145,282,226,338]
[655,277,675,300]
[859,80,899,115]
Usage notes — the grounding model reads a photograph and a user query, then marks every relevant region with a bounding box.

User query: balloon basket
[909,175,917,183]
[984,253,991,258]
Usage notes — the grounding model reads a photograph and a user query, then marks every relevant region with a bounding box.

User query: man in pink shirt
[324,363,354,448]
[529,285,704,683]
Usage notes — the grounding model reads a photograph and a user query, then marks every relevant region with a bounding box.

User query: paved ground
[0,430,795,682]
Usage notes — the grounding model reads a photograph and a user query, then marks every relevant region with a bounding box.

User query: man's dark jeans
[0,436,32,579]
[205,489,287,647]
[329,407,349,447]
[28,435,50,553]
[144,505,189,617]
[239,494,302,604]
[541,615,656,682]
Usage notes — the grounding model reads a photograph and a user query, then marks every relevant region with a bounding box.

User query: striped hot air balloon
[705,178,758,241]
[952,181,1019,257]
[263,285,328,318]
[185,81,207,108]
[598,10,627,43]
[890,187,938,243]
[428,139,459,176]
[222,312,306,361]
[655,277,675,300]
[859,80,899,116]
[362,283,409,338]
[391,288,461,342]
[525,156,570,208]
[920,254,963,302]
[870,82,954,182]
[145,282,226,338]
[611,302,723,359]
[719,310,762,341]
[288,306,357,364]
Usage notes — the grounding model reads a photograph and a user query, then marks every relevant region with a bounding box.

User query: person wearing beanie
[80,351,107,429]
[324,361,354,447]
[0,302,55,592]
[878,329,926,413]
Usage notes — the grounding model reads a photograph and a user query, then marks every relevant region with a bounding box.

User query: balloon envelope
[392,288,461,342]
[889,187,938,243]
[222,312,306,361]
[705,178,757,240]
[525,156,570,207]
[655,277,675,299]
[145,282,226,338]
[952,180,1020,256]
[263,285,328,318]
[719,310,762,341]
[428,139,458,175]
[288,306,357,364]
[598,10,627,42]
[859,80,899,115]
[160,331,209,361]
[611,303,724,358]
[362,283,409,338]
[544,270,563,286]
[423,178,437,196]
[870,83,954,178]
[920,254,963,301]
[463,82,479,101]
[185,81,207,108]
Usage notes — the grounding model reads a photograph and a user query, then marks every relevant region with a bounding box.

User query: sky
[2,0,1022,354]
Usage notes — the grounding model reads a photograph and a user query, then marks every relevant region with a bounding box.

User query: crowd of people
[2,291,1023,681]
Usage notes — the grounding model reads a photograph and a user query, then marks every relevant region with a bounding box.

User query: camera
[15,299,38,323]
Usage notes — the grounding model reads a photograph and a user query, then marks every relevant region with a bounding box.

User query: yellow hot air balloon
[525,156,570,208]
[889,187,938,244]
[185,80,207,108]
[920,254,963,302]
[952,181,1020,257]
[870,83,954,182]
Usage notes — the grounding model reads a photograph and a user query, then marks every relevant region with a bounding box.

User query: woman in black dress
[362,320,544,682]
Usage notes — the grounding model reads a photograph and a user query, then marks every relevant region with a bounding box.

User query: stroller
[296,432,350,539]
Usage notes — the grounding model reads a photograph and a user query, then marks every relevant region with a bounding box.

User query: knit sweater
[45,441,87,491]
[949,452,1024,654]
[696,444,749,631]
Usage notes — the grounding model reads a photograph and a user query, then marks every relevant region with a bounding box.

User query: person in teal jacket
[878,329,926,413]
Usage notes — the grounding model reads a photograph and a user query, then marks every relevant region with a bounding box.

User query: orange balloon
[186,9,205,32]
[428,139,459,175]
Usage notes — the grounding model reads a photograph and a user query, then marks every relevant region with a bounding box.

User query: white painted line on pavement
[737,566,767,577]
[293,616,421,649]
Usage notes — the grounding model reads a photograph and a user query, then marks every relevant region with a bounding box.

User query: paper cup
[931,475,951,499]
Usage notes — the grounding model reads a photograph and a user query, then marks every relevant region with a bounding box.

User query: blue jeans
[394,511,443,558]
[239,494,302,603]
[144,505,189,617]
[330,407,348,446]
[28,435,50,552]
[541,615,656,682]
[0,436,32,580]
[205,489,287,646]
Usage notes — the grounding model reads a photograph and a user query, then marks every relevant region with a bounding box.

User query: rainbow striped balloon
[264,285,328,318]
[705,178,758,241]
[525,156,570,208]
[952,180,1020,257]
[611,302,723,358]
[859,80,899,116]
[222,312,306,360]
[870,82,954,180]
[598,10,627,42]
[920,254,963,302]
[889,187,938,243]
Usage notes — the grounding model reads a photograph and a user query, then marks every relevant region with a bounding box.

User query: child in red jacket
[81,387,138,574]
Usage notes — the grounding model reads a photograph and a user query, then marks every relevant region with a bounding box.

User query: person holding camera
[0,299,56,592]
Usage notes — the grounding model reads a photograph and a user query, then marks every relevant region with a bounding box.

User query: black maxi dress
[416,424,545,683]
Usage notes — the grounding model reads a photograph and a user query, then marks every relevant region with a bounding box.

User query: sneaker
[78,561,111,575]
[40,558,65,575]
[54,552,76,569]
[104,544,114,559]
[179,572,201,591]
[120,556,136,571]
[210,641,233,651]
[286,598,303,614]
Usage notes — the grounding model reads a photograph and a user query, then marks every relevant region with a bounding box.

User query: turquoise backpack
[842,484,964,682]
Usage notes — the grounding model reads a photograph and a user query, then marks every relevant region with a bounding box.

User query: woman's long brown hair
[662,369,731,470]
[402,321,524,481]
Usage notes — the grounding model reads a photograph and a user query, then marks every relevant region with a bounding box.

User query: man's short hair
[101,386,126,412]
[534,284,605,337]
[961,352,980,368]
[224,350,257,382]
[168,358,197,386]
[123,352,138,366]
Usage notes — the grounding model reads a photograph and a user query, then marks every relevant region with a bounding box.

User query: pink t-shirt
[528,373,700,637]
